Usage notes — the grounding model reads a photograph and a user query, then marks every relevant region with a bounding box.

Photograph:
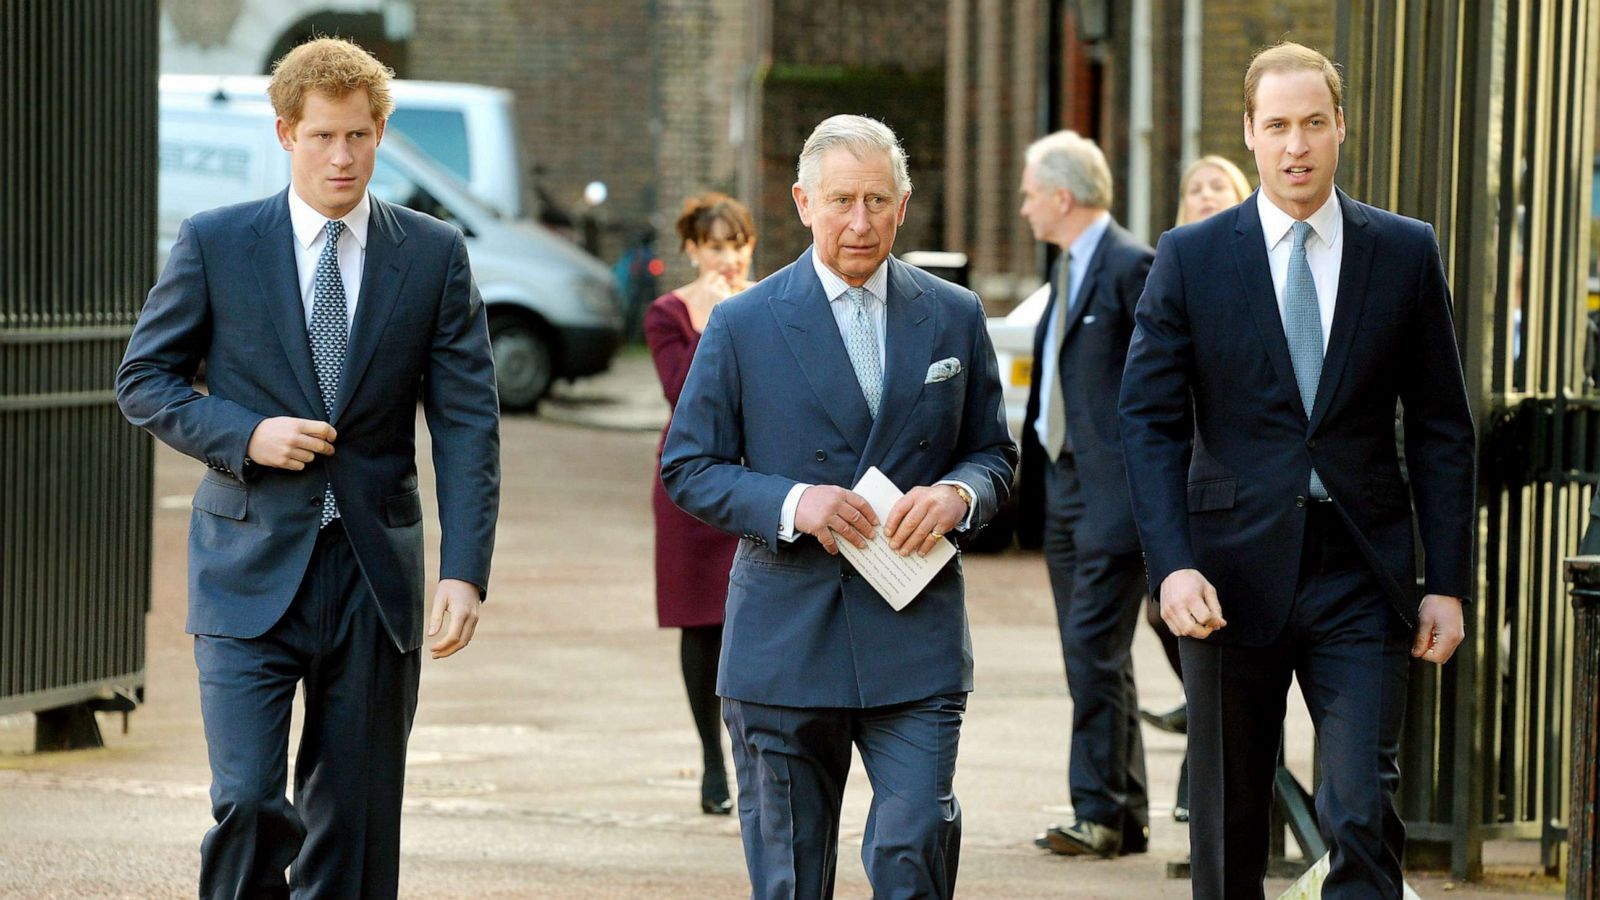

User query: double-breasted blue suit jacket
[661,249,1018,708]
[116,189,501,652]
[1118,191,1475,647]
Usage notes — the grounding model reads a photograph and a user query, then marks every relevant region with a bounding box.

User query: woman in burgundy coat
[645,193,756,815]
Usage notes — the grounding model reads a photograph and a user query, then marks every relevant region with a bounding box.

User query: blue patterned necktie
[844,286,882,418]
[1285,220,1327,499]
[309,219,349,526]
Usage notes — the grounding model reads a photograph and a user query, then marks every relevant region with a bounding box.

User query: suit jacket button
[919,439,930,449]
[815,450,826,461]
[311,495,324,507]
[1295,496,1307,508]
[1306,438,1317,449]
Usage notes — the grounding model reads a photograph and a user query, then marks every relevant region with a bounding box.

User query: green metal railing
[1337,0,1600,879]
[0,0,158,734]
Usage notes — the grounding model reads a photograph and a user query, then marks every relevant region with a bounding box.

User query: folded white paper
[833,467,957,611]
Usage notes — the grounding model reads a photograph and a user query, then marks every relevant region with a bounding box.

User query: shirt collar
[1066,211,1112,264]
[288,185,371,251]
[812,248,889,304]
[1257,188,1341,251]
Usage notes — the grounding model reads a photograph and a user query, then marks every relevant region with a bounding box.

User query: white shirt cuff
[935,480,978,531]
[778,482,812,542]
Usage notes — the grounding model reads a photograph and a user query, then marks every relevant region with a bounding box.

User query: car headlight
[578,278,621,317]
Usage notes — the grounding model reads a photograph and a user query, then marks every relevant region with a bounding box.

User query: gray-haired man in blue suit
[116,38,499,899]
[662,115,1017,899]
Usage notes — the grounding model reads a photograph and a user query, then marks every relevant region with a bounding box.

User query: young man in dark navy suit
[1120,42,1474,898]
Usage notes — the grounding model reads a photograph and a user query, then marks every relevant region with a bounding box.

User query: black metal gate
[0,0,158,729]
[1337,0,1600,879]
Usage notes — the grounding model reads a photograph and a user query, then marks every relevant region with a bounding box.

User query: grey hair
[1024,130,1113,209]
[796,115,912,198]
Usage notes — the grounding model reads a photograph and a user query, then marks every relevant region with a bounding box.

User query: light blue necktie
[1285,220,1327,499]
[309,219,349,526]
[844,287,882,418]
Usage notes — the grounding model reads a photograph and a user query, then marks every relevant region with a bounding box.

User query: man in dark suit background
[662,115,1016,899]
[1119,42,1474,897]
[1016,131,1155,859]
[117,38,500,898]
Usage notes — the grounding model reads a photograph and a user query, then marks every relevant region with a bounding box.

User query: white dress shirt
[287,186,370,329]
[776,252,976,542]
[1257,190,1342,350]
[1032,210,1111,449]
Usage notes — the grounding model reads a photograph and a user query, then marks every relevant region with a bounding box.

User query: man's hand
[1160,568,1227,639]
[885,485,967,557]
[427,578,482,659]
[1412,594,1465,665]
[246,417,337,471]
[795,485,879,555]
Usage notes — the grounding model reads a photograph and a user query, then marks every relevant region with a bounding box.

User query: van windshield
[387,107,472,183]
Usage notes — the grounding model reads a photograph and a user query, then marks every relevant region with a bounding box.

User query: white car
[985,282,1048,441]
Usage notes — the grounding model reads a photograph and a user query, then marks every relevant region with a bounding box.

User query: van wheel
[489,314,553,411]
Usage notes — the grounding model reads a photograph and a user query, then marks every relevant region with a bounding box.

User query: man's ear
[1243,112,1254,152]
[276,117,294,152]
[792,182,813,227]
[374,116,386,146]
[1335,107,1346,144]
[895,189,911,226]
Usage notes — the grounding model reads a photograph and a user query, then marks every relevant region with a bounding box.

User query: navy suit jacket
[117,189,501,652]
[1018,222,1154,554]
[661,249,1017,708]
[1119,190,1475,647]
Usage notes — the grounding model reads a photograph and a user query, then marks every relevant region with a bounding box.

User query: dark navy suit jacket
[661,249,1017,708]
[117,189,501,652]
[1018,222,1154,554]
[1119,190,1475,647]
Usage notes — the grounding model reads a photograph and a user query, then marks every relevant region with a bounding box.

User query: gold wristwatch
[950,483,974,509]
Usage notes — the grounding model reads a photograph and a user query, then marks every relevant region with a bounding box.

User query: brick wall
[654,0,757,288]
[1199,1,1335,172]
[409,0,657,264]
[753,0,948,279]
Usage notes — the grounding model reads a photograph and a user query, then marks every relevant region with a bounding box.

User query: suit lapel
[331,198,411,424]
[1057,225,1112,346]
[249,189,324,418]
[770,250,873,455]
[858,256,932,478]
[1232,194,1307,420]
[1307,190,1373,434]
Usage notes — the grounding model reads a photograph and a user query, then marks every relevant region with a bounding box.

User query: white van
[160,74,525,220]
[159,91,622,408]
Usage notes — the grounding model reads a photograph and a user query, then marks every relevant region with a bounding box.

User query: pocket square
[1082,314,1097,324]
[925,357,963,384]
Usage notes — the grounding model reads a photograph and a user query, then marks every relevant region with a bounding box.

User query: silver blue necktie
[844,287,882,418]
[1043,253,1073,461]
[1285,220,1327,499]
[309,219,349,526]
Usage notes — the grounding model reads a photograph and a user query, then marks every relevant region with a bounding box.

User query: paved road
[0,356,1560,897]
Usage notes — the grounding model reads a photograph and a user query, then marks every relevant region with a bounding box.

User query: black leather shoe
[1139,702,1188,735]
[1121,823,1150,855]
[1036,820,1121,858]
[701,769,732,815]
[1173,805,1190,823]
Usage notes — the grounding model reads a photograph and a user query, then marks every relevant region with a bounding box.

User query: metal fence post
[1565,556,1600,895]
